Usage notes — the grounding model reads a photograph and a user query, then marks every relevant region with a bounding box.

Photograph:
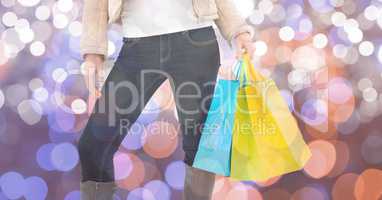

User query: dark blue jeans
[78,26,221,182]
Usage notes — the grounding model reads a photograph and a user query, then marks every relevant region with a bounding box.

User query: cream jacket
[80,0,255,58]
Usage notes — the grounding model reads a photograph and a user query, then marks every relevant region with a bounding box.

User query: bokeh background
[1,0,382,199]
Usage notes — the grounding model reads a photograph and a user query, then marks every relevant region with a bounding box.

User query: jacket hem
[80,45,108,59]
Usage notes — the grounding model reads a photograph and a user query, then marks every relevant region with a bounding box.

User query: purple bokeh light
[127,187,155,200]
[164,161,185,190]
[113,152,133,181]
[308,0,334,13]
[300,98,328,126]
[36,143,56,171]
[0,171,26,199]
[144,180,171,200]
[121,122,146,150]
[50,142,79,172]
[0,192,7,200]
[64,190,80,200]
[137,100,161,125]
[24,176,48,200]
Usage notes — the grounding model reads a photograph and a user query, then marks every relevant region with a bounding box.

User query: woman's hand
[234,32,255,59]
[82,54,105,114]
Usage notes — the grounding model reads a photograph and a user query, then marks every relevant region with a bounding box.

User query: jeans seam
[159,36,171,64]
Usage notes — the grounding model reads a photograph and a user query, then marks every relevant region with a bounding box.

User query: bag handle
[232,60,241,79]
[233,53,251,87]
[242,52,264,82]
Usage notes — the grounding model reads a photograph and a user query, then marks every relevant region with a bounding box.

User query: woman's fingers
[84,62,98,115]
[235,44,246,59]
[243,42,255,59]
[85,63,97,92]
[236,42,255,59]
[94,66,105,98]
[82,57,104,115]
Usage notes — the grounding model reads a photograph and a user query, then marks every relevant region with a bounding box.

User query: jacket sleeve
[80,0,109,59]
[214,0,255,46]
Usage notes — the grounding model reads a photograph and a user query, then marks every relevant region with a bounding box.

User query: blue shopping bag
[192,77,240,176]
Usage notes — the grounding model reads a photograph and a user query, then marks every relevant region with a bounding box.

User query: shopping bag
[192,76,240,176]
[230,53,312,181]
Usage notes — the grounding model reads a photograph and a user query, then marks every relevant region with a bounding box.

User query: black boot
[183,165,216,200]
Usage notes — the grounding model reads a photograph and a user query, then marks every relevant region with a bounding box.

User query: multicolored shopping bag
[192,73,240,176]
[230,53,312,181]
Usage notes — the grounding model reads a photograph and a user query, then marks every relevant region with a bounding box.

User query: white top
[120,0,214,37]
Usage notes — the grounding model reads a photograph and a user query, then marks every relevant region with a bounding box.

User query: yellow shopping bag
[230,53,312,181]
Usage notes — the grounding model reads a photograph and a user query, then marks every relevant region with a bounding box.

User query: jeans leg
[78,38,167,183]
[164,26,220,200]
[166,27,221,166]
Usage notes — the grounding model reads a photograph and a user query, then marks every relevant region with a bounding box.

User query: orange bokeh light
[213,177,263,200]
[304,140,336,179]
[332,173,358,200]
[226,182,263,200]
[115,152,145,191]
[212,176,231,200]
[327,141,350,178]
[143,121,178,159]
[354,168,382,200]
[257,27,281,68]
[263,188,291,200]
